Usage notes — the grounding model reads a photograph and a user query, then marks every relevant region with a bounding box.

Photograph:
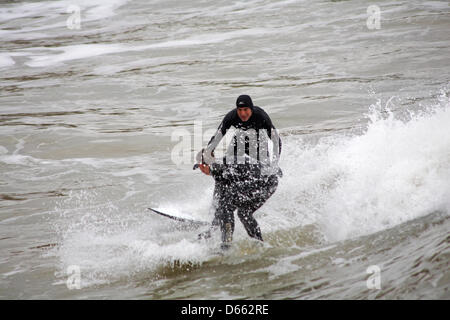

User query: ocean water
[0,0,449,299]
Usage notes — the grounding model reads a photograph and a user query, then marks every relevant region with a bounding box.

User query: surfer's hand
[199,164,210,175]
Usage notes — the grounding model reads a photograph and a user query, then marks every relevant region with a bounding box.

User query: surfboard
[147,208,209,227]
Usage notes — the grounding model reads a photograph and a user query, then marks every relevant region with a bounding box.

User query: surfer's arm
[262,112,282,176]
[203,111,234,160]
[264,114,282,158]
[195,112,233,172]
[209,163,227,181]
[198,162,228,179]
[196,112,233,174]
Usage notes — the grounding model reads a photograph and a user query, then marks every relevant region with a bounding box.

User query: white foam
[0,154,41,166]
[90,139,122,143]
[0,0,128,23]
[59,156,160,183]
[136,27,273,51]
[0,146,8,155]
[24,27,272,67]
[81,0,129,20]
[0,2,61,23]
[0,0,130,43]
[0,54,15,68]
[92,56,177,75]
[421,1,450,10]
[25,44,126,68]
[296,244,337,259]
[277,95,450,242]
[54,208,212,287]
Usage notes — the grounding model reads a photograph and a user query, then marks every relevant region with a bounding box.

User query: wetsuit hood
[236,95,254,110]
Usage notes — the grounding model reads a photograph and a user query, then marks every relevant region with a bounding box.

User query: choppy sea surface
[0,0,449,299]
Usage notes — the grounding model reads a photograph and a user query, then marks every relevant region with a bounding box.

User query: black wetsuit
[202,106,282,246]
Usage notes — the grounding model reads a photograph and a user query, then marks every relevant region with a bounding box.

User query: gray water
[0,0,449,299]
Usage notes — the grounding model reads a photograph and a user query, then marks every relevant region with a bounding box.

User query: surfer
[196,95,282,249]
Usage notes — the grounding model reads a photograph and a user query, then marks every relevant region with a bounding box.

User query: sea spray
[272,95,450,242]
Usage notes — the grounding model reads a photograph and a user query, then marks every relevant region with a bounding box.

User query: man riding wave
[196,95,282,249]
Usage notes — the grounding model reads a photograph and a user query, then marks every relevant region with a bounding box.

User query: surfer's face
[237,107,252,122]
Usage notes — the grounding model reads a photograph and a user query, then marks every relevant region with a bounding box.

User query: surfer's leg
[237,175,279,242]
[198,184,223,240]
[199,182,236,249]
[237,208,263,241]
[217,183,238,249]
[216,202,235,249]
